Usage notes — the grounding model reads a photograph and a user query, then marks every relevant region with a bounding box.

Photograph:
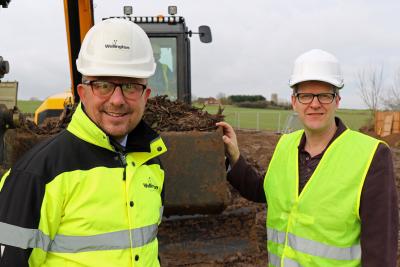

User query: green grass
[200,104,372,132]
[17,100,42,114]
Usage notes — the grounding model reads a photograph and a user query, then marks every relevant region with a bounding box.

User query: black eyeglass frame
[82,80,148,99]
[294,93,337,104]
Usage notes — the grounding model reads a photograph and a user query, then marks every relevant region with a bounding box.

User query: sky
[1,0,400,109]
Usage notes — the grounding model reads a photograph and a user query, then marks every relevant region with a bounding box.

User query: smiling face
[77,76,151,140]
[291,81,340,135]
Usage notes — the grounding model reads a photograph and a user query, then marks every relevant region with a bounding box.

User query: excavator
[0,1,268,265]
[1,0,229,216]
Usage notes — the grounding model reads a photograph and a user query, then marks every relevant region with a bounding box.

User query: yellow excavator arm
[63,0,94,103]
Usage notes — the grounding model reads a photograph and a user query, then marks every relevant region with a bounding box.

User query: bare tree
[382,67,400,110]
[357,65,384,112]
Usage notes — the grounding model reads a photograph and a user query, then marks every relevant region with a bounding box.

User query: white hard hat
[289,49,344,89]
[76,18,156,79]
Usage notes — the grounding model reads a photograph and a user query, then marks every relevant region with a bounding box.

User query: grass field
[201,105,372,132]
[17,100,42,114]
[17,100,372,132]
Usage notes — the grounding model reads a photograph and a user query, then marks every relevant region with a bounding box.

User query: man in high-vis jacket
[217,49,398,266]
[0,19,166,266]
[149,44,175,98]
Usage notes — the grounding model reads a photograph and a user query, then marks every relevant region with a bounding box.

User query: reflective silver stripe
[284,258,303,267]
[268,252,281,266]
[0,222,51,250]
[160,206,164,218]
[268,252,303,267]
[267,227,361,260]
[50,224,157,252]
[268,228,286,245]
[287,233,361,260]
[0,222,157,252]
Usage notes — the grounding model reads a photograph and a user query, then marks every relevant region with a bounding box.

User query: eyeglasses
[83,80,147,100]
[294,93,337,104]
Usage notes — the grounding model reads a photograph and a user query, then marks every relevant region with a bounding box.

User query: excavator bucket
[160,128,230,216]
[1,128,231,215]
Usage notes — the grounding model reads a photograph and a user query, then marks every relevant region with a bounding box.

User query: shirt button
[306,156,310,160]
[130,201,134,207]
[131,162,135,166]
[157,146,162,152]
[135,255,139,261]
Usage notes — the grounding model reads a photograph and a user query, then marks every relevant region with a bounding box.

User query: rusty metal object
[160,127,230,215]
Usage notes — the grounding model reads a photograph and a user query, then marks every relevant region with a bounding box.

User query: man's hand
[216,122,240,166]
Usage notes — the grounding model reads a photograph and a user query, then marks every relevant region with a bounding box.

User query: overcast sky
[1,0,400,109]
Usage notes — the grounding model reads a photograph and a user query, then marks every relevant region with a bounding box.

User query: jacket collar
[298,117,347,156]
[67,103,163,153]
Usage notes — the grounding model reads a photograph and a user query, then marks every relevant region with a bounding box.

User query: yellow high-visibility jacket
[0,103,167,267]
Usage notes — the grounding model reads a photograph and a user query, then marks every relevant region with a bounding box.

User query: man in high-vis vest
[217,49,398,266]
[0,19,167,266]
[149,44,175,99]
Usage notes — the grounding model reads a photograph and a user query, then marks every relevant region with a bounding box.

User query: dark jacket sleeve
[0,169,45,267]
[227,155,266,203]
[360,143,399,267]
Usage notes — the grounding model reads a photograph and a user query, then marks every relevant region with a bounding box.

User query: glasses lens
[318,93,335,104]
[297,93,313,104]
[91,81,114,96]
[121,83,146,99]
[297,93,335,104]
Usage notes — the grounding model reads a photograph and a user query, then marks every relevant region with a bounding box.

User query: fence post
[237,112,240,130]
[277,112,281,133]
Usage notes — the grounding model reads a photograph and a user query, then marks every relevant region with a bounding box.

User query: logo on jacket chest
[143,177,159,190]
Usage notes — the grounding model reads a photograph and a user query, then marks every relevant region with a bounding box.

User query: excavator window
[149,37,177,100]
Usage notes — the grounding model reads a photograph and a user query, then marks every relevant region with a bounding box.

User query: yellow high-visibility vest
[264,129,381,266]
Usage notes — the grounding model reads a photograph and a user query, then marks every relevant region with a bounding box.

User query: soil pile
[144,96,224,132]
[18,96,224,136]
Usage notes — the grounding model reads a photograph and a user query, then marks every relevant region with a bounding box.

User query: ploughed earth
[3,97,400,266]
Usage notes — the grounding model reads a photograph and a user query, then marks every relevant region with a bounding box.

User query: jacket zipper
[117,151,134,260]
[118,152,127,180]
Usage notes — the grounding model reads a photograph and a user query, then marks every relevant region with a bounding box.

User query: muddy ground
[158,130,400,266]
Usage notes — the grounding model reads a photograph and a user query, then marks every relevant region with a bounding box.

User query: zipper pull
[118,152,127,181]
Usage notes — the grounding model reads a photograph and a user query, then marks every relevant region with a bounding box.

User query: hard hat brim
[77,62,156,79]
[289,76,344,89]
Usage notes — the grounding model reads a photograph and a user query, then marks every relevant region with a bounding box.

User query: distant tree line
[228,95,266,103]
[217,94,291,110]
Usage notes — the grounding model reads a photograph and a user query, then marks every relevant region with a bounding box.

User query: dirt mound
[19,96,224,136]
[144,96,224,132]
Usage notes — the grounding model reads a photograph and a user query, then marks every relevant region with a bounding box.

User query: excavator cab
[106,5,212,103]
